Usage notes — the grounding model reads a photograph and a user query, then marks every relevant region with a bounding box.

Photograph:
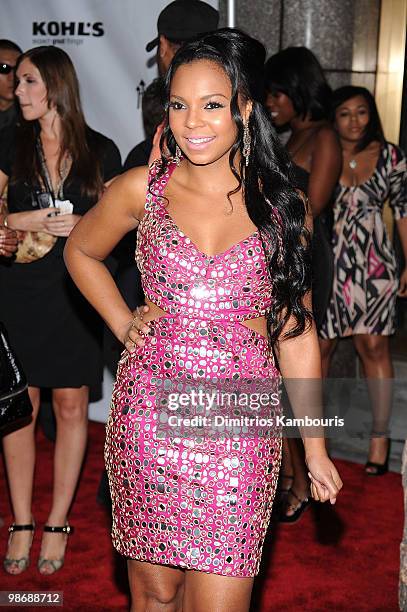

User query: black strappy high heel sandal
[38,524,74,575]
[278,489,311,523]
[275,473,294,509]
[4,522,35,575]
[365,435,390,476]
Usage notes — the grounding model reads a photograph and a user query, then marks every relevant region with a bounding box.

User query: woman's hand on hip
[124,305,151,352]
[305,453,343,505]
[43,213,81,237]
[0,227,18,257]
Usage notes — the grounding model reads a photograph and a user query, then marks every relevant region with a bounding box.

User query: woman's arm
[275,209,342,503]
[0,168,56,230]
[0,169,8,200]
[275,297,342,503]
[308,127,342,217]
[388,145,407,297]
[64,166,148,344]
[396,218,407,297]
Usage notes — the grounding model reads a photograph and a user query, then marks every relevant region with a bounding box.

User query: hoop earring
[243,123,251,167]
[174,144,182,164]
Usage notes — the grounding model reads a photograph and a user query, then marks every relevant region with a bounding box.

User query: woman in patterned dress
[319,86,407,474]
[65,30,342,612]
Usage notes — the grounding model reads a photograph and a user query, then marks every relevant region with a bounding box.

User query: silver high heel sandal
[4,522,35,575]
[37,524,74,575]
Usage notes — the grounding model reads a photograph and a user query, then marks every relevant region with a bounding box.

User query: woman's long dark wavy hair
[152,28,312,343]
[265,47,332,121]
[332,86,385,153]
[12,46,103,200]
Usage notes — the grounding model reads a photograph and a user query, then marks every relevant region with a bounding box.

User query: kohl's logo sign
[33,22,104,37]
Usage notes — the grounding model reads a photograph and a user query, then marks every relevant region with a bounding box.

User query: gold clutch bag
[0,197,57,264]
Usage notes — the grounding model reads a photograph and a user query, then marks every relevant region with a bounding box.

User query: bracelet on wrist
[3,214,9,229]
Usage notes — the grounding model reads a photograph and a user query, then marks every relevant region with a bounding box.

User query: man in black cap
[0,40,22,131]
[146,0,219,76]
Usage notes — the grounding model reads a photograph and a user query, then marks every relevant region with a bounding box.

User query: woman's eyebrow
[170,93,229,101]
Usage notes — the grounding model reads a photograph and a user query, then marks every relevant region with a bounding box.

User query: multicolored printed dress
[104,160,282,577]
[320,142,407,338]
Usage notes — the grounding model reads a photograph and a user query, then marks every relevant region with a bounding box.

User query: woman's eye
[26,78,35,84]
[205,101,224,110]
[169,101,185,110]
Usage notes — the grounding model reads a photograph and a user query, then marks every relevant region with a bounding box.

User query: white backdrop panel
[1,0,218,158]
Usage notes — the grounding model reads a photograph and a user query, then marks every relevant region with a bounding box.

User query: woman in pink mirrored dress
[65,29,342,612]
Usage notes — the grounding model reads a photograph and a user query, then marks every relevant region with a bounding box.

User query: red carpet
[0,422,402,611]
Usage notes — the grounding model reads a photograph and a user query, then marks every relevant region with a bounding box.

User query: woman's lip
[184,136,216,150]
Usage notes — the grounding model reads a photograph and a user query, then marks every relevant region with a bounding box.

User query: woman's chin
[181,147,233,167]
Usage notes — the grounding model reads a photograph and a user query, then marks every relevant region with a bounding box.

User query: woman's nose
[185,107,204,128]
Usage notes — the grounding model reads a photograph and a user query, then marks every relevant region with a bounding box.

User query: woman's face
[15,58,51,121]
[266,90,296,126]
[169,59,245,166]
[335,95,370,143]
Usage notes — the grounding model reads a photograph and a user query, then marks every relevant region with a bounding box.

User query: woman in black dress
[0,46,121,575]
[264,47,341,521]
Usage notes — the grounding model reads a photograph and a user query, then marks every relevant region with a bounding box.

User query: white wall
[1,0,218,159]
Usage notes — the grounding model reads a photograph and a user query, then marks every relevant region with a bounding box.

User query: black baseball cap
[146,0,219,52]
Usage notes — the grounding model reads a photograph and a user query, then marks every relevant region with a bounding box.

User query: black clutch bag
[0,322,33,435]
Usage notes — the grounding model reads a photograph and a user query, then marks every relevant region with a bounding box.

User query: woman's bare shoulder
[314,124,340,148]
[118,165,150,195]
[105,165,150,218]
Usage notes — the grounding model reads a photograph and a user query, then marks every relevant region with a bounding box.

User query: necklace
[349,159,357,169]
[36,136,71,201]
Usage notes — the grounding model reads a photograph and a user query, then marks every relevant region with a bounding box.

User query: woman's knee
[144,583,183,608]
[354,336,389,361]
[52,389,89,423]
[319,338,336,361]
[28,387,41,413]
[128,561,184,611]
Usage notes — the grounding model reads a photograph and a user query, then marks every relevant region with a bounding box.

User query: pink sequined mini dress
[105,160,282,577]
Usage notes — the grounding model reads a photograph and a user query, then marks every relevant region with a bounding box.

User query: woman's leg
[38,386,89,573]
[319,337,338,379]
[2,386,40,572]
[353,334,393,467]
[281,438,310,518]
[127,560,185,612]
[183,570,253,612]
[280,438,294,491]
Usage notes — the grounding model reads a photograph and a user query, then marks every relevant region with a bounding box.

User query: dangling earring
[174,144,182,164]
[243,123,251,167]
